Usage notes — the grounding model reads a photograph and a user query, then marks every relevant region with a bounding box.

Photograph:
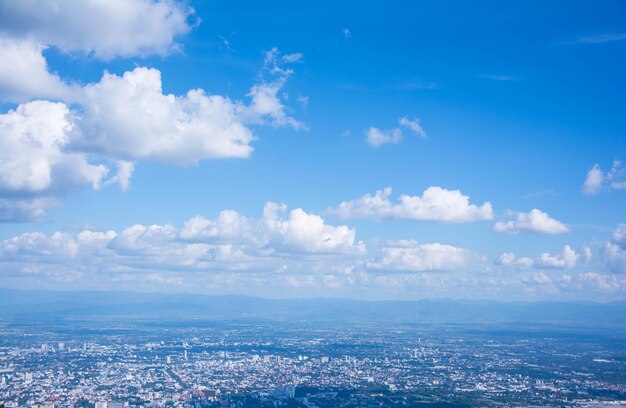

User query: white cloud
[0,203,365,288]
[262,203,364,255]
[0,36,75,103]
[75,67,255,164]
[495,252,533,268]
[0,101,108,193]
[0,0,307,221]
[582,161,626,195]
[239,48,306,130]
[105,161,134,191]
[535,245,579,269]
[496,245,579,269]
[366,240,477,272]
[179,210,255,244]
[604,224,626,274]
[181,203,364,255]
[366,127,402,147]
[0,197,59,223]
[0,50,305,220]
[493,209,570,234]
[399,117,427,138]
[0,0,195,60]
[366,116,427,147]
[331,186,494,223]
[0,231,79,262]
[582,164,605,195]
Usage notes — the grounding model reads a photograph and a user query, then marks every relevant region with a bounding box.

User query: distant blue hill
[0,287,624,328]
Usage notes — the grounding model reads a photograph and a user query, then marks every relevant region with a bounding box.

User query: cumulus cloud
[0,203,365,288]
[0,101,107,193]
[181,202,364,255]
[75,67,255,164]
[495,252,533,268]
[366,116,427,147]
[0,0,195,60]
[493,209,570,234]
[0,36,76,103]
[366,240,478,272]
[0,50,304,220]
[496,245,580,269]
[604,224,626,274]
[330,186,494,223]
[0,101,110,220]
[582,161,626,195]
[0,0,306,221]
[535,245,579,269]
[0,0,195,103]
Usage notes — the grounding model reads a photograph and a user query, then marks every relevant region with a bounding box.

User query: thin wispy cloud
[574,32,626,44]
[478,74,520,82]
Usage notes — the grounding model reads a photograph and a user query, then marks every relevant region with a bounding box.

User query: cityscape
[1,294,625,407]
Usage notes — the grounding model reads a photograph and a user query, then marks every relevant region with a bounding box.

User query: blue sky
[0,0,625,300]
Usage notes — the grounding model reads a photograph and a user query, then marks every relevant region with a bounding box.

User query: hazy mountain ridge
[1,288,625,328]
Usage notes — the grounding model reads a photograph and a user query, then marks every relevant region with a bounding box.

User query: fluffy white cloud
[582,164,605,195]
[261,203,364,255]
[535,245,579,269]
[366,116,427,147]
[75,67,254,164]
[0,0,194,60]
[0,231,79,262]
[0,0,194,102]
[331,186,494,223]
[604,224,626,274]
[0,100,110,220]
[0,100,107,193]
[181,203,364,255]
[366,127,402,147]
[0,36,75,103]
[0,50,304,220]
[496,245,579,269]
[0,0,305,222]
[0,203,365,286]
[495,252,533,268]
[582,161,626,195]
[493,209,570,234]
[366,240,477,272]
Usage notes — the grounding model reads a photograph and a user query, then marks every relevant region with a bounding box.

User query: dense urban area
[0,317,625,408]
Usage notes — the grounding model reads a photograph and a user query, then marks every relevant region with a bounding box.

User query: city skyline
[0,1,625,300]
